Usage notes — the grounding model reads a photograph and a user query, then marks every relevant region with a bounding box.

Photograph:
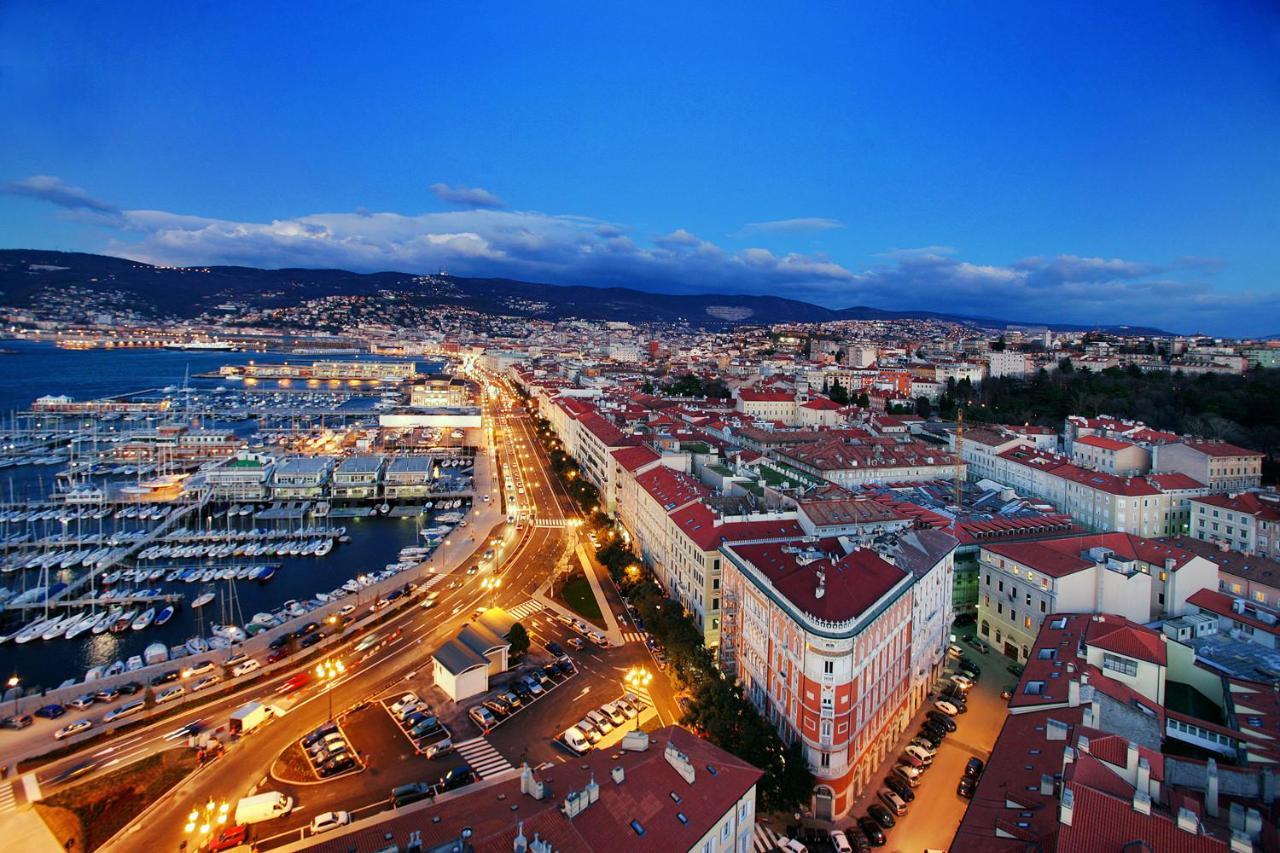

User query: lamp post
[624,666,652,730]
[7,675,18,714]
[314,658,345,722]
[183,798,229,847]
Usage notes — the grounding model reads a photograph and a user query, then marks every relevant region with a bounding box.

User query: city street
[824,629,1012,852]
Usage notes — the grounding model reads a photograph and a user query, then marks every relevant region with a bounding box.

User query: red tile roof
[1075,434,1137,452]
[578,412,632,447]
[725,538,909,623]
[635,466,711,512]
[668,503,804,552]
[985,532,1199,578]
[1086,615,1168,665]
[1180,439,1263,459]
[1148,472,1207,491]
[1192,492,1280,522]
[737,389,795,402]
[611,445,661,472]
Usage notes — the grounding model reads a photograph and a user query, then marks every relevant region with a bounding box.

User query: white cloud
[8,174,1271,334]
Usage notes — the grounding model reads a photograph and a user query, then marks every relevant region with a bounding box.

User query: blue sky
[2,3,1277,334]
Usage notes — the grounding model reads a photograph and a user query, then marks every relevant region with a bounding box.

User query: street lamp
[7,675,18,714]
[315,658,345,722]
[624,666,652,730]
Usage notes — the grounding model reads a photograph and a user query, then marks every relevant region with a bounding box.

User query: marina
[0,341,480,689]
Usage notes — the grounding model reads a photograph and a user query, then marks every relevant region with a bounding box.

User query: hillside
[0,249,1172,333]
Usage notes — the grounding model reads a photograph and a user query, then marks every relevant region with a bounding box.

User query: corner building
[719,537,915,819]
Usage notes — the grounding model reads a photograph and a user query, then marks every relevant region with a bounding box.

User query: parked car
[439,765,475,791]
[909,736,937,754]
[424,738,453,759]
[957,777,977,798]
[898,752,926,770]
[958,659,981,677]
[118,680,144,695]
[927,710,957,732]
[319,755,356,777]
[390,781,433,807]
[55,719,92,740]
[601,702,627,726]
[155,685,186,704]
[2,714,33,730]
[93,687,121,703]
[949,674,975,691]
[302,723,339,748]
[519,674,544,696]
[468,706,497,729]
[947,643,963,658]
[857,817,886,847]
[389,693,420,715]
[545,641,566,657]
[884,774,915,803]
[829,829,854,853]
[34,704,66,719]
[934,699,961,716]
[867,803,896,828]
[921,719,948,740]
[1001,684,1016,700]
[150,669,181,686]
[916,728,943,749]
[192,675,222,692]
[309,811,351,835]
[67,694,96,711]
[497,690,522,709]
[877,788,908,816]
[409,717,441,738]
[183,660,217,678]
[209,824,249,852]
[965,757,986,779]
[891,764,922,788]
[554,658,575,675]
[904,744,934,766]
[585,709,613,734]
[483,699,511,719]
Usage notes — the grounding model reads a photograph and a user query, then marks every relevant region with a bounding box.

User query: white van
[561,726,591,754]
[232,659,261,677]
[234,791,294,824]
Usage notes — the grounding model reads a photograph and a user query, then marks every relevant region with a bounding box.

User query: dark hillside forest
[940,365,1280,483]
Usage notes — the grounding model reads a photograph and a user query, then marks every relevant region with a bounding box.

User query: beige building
[976,532,1217,662]
[1155,440,1264,492]
[1070,434,1151,475]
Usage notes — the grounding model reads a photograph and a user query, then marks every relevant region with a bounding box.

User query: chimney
[1061,746,1076,773]
[1059,787,1075,826]
[530,835,553,853]
[520,765,546,801]
[664,741,697,784]
[1177,807,1201,835]
[1137,757,1151,797]
[1076,734,1090,754]
[815,567,826,599]
[610,765,625,785]
[1126,741,1139,773]
[1133,790,1152,815]
[1206,758,1219,818]
[621,730,650,751]
[513,821,528,853]
[1083,699,1101,729]
[1068,678,1081,708]
[585,775,599,805]
[1040,773,1055,795]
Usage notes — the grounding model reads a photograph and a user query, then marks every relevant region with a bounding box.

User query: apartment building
[1155,440,1264,491]
[975,532,1217,662]
[1070,434,1151,475]
[734,388,800,425]
[574,412,634,512]
[776,438,965,488]
[1190,492,1280,560]
[719,536,916,819]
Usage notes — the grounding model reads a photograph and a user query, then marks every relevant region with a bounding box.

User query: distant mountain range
[0,249,1173,334]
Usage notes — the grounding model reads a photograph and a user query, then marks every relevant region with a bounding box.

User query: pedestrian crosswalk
[753,823,782,852]
[534,518,570,528]
[454,736,514,778]
[0,781,15,814]
[507,599,543,621]
[622,631,646,644]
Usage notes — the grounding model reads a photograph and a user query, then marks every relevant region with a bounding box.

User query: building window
[1024,616,1032,629]
[1103,653,1138,677]
[820,752,830,768]
[823,660,834,675]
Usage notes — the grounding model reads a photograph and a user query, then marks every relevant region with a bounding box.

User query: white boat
[250,612,278,627]
[15,617,55,644]
[125,655,144,671]
[41,612,81,641]
[144,642,169,665]
[131,608,156,630]
[185,636,210,655]
[211,624,246,643]
[93,607,123,635]
[103,659,125,677]
[65,612,103,640]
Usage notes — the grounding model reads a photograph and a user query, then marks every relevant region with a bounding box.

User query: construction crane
[953,407,965,519]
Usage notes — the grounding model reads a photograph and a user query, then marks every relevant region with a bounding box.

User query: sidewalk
[0,794,65,853]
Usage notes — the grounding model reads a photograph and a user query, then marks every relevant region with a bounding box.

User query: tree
[915,396,933,418]
[640,379,654,394]
[856,391,870,409]
[506,623,530,658]
[1058,357,1075,374]
[829,379,849,405]
[992,335,1007,352]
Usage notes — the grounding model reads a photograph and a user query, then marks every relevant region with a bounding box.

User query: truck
[229,701,272,736]
[233,791,294,825]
